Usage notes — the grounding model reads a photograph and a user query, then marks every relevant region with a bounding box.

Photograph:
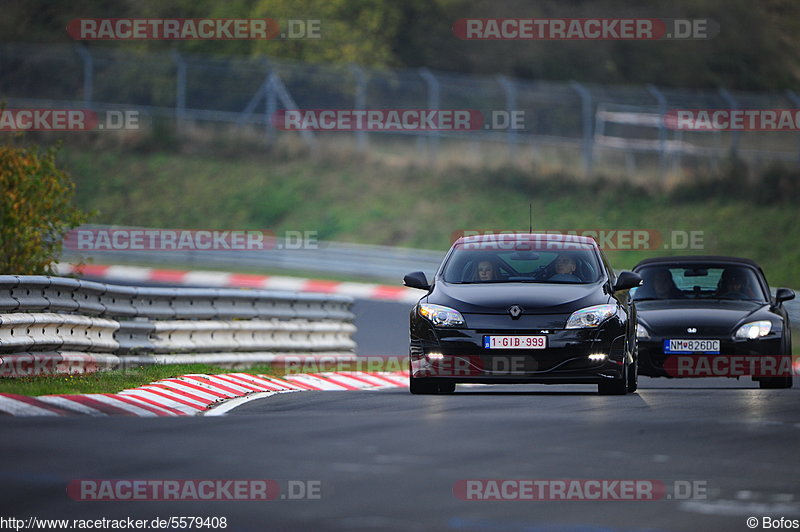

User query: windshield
[631,265,767,302]
[441,242,602,284]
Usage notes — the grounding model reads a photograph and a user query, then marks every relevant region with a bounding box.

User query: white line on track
[202,390,299,416]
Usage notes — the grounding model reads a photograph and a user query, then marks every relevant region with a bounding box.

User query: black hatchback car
[632,256,795,389]
[403,233,642,395]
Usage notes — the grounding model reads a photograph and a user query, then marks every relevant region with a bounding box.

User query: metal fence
[3,43,800,177]
[0,275,357,376]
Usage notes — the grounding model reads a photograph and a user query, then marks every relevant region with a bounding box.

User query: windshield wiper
[451,280,508,284]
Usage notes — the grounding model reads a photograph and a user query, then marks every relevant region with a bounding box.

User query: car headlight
[734,320,772,339]
[636,323,650,339]
[418,304,465,327]
[565,304,617,329]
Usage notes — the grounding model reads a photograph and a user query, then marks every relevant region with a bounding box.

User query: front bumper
[638,335,788,378]
[410,321,629,384]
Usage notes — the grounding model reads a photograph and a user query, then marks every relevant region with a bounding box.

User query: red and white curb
[0,371,410,417]
[55,263,420,303]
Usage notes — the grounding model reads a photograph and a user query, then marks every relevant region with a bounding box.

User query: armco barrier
[0,276,356,376]
[54,262,423,303]
[59,224,446,282]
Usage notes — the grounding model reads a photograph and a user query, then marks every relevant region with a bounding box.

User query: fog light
[427,352,445,361]
[588,353,608,362]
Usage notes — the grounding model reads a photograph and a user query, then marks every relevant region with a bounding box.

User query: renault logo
[687,327,697,333]
[508,305,523,319]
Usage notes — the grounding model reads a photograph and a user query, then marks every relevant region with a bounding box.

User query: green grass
[0,359,408,396]
[54,144,800,288]
[0,364,282,396]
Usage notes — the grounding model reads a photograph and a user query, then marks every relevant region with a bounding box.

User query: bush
[0,143,89,274]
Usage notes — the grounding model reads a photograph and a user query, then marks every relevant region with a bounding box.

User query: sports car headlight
[734,320,772,339]
[418,304,465,327]
[636,323,650,339]
[565,304,617,329]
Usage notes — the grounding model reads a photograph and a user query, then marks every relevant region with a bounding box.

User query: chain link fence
[3,42,800,177]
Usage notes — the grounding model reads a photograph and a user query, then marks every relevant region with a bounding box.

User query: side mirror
[403,271,431,291]
[613,271,643,292]
[775,288,795,303]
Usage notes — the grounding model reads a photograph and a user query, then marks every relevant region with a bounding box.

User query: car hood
[636,299,770,335]
[427,281,608,314]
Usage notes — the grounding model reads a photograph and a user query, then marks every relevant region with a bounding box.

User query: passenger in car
[634,269,684,299]
[652,269,685,299]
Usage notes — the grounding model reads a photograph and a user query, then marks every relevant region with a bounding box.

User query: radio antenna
[528,203,532,234]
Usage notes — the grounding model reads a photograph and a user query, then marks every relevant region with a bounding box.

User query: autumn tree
[0,143,89,274]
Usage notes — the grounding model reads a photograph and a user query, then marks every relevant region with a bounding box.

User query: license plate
[484,335,547,349]
[664,339,720,354]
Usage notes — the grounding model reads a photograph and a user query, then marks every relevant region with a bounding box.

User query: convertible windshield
[631,265,767,302]
[442,242,602,284]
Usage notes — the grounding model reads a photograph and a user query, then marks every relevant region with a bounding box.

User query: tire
[409,377,456,394]
[438,381,456,394]
[759,376,793,389]
[409,377,437,394]
[598,363,629,395]
[627,344,638,393]
[627,359,638,393]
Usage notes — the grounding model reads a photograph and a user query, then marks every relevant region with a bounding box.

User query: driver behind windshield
[716,269,750,299]
[476,259,497,281]
[549,254,581,282]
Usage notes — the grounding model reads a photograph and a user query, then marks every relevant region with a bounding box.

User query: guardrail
[59,224,446,282]
[0,276,356,377]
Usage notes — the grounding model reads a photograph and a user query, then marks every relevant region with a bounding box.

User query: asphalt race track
[352,299,412,355]
[1,377,798,531]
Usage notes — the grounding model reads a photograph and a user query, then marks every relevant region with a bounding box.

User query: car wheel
[409,377,456,394]
[626,360,638,393]
[409,377,437,394]
[598,363,629,395]
[627,345,638,393]
[437,381,456,394]
[759,376,793,389]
